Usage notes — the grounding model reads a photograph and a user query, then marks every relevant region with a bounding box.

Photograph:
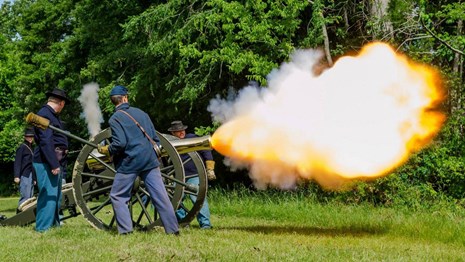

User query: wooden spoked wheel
[72,128,184,231]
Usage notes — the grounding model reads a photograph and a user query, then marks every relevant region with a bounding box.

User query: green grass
[1,188,465,261]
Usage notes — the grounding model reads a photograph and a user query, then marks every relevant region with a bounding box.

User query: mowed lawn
[1,188,464,261]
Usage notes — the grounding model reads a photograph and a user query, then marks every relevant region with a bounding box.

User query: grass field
[1,188,464,261]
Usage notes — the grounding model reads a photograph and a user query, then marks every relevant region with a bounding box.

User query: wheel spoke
[81,172,115,181]
[134,193,153,225]
[90,197,112,215]
[88,152,116,172]
[109,214,115,227]
[82,185,112,198]
[178,202,189,212]
[185,173,198,180]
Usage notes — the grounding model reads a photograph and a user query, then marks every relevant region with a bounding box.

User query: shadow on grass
[222,224,389,237]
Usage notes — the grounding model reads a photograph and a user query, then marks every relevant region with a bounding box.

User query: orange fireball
[209,42,445,190]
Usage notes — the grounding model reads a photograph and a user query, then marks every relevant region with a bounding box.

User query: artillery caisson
[0,113,211,231]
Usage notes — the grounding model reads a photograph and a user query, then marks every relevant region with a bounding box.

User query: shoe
[120,231,133,235]
[200,225,212,230]
[168,231,180,236]
[0,214,7,221]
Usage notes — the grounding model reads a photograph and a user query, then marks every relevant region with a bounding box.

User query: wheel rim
[164,134,208,227]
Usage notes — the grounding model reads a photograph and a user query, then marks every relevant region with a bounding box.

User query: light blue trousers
[18,172,34,207]
[176,176,212,228]
[110,167,179,234]
[33,163,62,232]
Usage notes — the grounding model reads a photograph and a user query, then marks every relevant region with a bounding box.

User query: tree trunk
[321,17,333,66]
[308,0,333,66]
[371,0,394,40]
[453,19,464,112]
[453,20,463,82]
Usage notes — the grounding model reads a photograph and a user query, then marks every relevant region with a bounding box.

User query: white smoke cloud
[207,49,324,189]
[78,82,103,137]
[208,49,322,124]
[207,44,443,190]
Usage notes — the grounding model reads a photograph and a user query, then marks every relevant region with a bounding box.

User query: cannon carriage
[0,113,212,231]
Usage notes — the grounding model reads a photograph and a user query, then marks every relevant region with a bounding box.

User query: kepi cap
[24,127,34,137]
[110,85,128,96]
[168,121,188,132]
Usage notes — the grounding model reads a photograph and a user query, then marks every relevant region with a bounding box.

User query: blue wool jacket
[33,104,68,169]
[181,133,213,176]
[14,141,35,179]
[108,103,161,173]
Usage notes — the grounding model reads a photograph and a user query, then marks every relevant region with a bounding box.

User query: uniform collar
[44,104,58,116]
[115,103,130,111]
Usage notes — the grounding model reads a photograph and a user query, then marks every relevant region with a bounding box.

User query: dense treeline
[0,0,464,204]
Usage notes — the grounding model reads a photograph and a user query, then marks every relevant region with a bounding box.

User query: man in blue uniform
[32,88,69,232]
[98,85,179,235]
[14,127,36,213]
[169,120,216,229]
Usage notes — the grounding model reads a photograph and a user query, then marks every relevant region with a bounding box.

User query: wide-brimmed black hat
[167,121,188,132]
[24,127,34,137]
[46,88,70,104]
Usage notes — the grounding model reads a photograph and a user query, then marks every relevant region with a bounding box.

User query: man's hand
[51,167,60,176]
[98,144,110,156]
[206,160,216,181]
[14,177,20,184]
[207,169,216,181]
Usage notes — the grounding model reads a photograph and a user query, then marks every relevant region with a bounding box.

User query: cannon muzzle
[164,135,212,156]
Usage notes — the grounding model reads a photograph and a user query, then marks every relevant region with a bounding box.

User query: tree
[122,0,309,126]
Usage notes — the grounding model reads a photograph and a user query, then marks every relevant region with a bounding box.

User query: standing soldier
[168,120,216,229]
[98,85,179,235]
[32,88,70,232]
[14,127,36,213]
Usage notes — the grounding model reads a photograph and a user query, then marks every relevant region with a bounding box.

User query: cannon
[0,113,212,231]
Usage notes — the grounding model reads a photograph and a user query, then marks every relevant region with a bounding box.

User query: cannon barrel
[26,112,212,155]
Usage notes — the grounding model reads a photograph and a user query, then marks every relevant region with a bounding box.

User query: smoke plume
[78,82,103,137]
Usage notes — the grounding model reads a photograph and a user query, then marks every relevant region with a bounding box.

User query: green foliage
[1,0,465,206]
[0,118,22,162]
[301,0,325,47]
[123,0,308,110]
[194,121,221,136]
